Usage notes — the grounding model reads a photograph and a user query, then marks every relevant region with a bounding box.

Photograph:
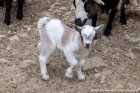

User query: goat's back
[38,17,80,50]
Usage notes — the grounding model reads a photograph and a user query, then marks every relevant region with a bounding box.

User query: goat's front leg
[103,9,117,37]
[0,0,4,7]
[4,0,12,25]
[120,6,126,24]
[17,0,24,20]
[77,59,85,81]
[65,53,78,79]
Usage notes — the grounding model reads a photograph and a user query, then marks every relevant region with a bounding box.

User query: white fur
[37,17,104,80]
[75,0,87,22]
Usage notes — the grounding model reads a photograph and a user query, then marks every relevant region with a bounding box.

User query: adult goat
[73,0,129,37]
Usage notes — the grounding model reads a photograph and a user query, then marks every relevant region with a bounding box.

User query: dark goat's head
[73,0,104,26]
[73,0,88,26]
[84,0,98,19]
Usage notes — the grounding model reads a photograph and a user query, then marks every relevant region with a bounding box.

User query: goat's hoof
[4,20,11,25]
[17,14,23,20]
[103,29,111,37]
[78,74,85,81]
[65,72,73,79]
[42,75,49,80]
[120,19,126,25]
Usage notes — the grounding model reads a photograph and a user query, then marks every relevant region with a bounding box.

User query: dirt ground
[0,0,140,93]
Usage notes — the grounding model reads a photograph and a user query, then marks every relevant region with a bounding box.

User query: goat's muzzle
[75,18,87,26]
[85,43,91,49]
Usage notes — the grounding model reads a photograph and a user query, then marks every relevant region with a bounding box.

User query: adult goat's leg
[4,0,12,25]
[103,9,117,37]
[17,0,24,20]
[120,6,126,24]
[0,0,4,7]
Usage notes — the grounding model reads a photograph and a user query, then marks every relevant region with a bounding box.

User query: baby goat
[37,17,104,80]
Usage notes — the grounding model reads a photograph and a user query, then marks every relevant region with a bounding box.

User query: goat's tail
[37,17,50,31]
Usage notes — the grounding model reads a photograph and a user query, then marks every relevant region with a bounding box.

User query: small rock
[20,60,36,69]
[127,83,136,89]
[116,84,124,89]
[83,57,107,71]
[131,0,140,6]
[0,35,6,41]
[94,73,102,78]
[9,35,19,44]
[40,11,52,18]
[18,33,28,38]
[27,0,32,4]
[0,35,6,38]
[131,47,140,55]
[100,69,112,76]
[0,59,10,64]
[125,34,140,43]
[100,75,105,83]
[6,45,12,51]
[125,52,136,59]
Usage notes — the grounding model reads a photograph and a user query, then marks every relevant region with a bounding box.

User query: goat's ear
[94,24,104,33]
[94,0,105,5]
[75,25,82,33]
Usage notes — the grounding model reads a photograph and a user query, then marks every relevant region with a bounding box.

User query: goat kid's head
[73,0,104,26]
[76,24,104,48]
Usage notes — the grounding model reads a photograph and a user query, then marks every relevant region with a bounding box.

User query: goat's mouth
[75,18,87,26]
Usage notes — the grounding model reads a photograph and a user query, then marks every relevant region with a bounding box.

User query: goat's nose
[75,18,83,26]
[85,43,90,48]
[75,18,87,26]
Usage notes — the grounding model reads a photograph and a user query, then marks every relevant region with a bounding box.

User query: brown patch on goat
[88,3,98,18]
[61,24,77,46]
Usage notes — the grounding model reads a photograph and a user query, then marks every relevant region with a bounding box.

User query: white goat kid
[37,17,104,81]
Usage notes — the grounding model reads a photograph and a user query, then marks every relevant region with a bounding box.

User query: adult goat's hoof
[120,19,126,24]
[103,29,111,37]
[4,19,11,25]
[17,14,23,20]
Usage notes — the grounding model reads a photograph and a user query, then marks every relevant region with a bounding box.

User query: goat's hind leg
[38,42,55,80]
[17,0,24,20]
[64,53,78,79]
